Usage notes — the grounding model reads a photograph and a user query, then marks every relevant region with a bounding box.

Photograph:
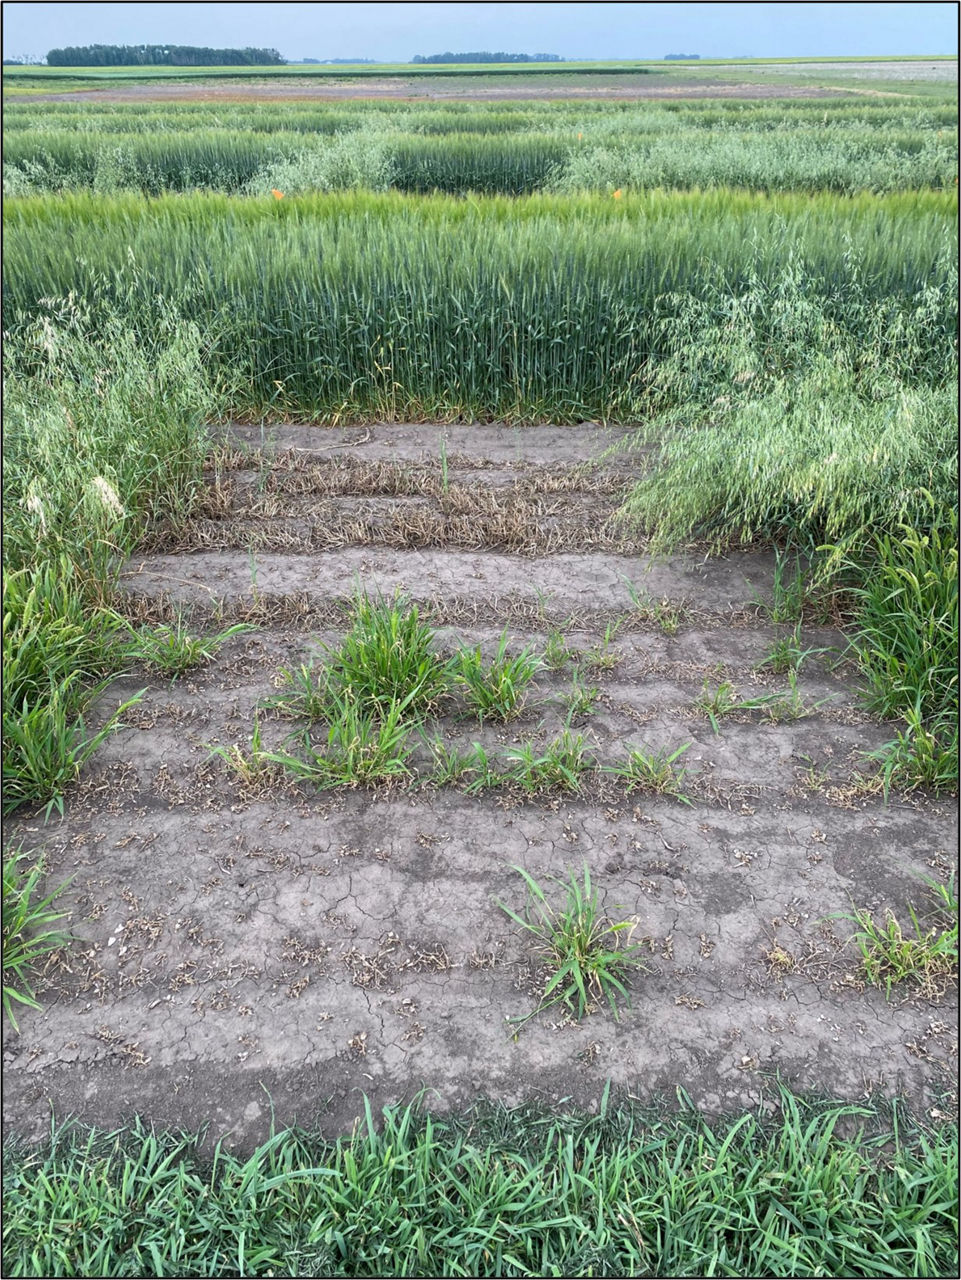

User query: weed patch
[496,864,647,1028]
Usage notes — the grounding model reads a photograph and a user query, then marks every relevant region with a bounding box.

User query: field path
[3,423,956,1150]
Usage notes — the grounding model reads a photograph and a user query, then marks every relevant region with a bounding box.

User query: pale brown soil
[24,77,857,104]
[3,423,956,1150]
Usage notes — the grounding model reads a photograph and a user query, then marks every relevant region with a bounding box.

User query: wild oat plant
[609,742,694,803]
[496,863,647,1029]
[757,624,831,675]
[261,659,333,720]
[505,730,594,795]
[453,629,541,722]
[267,693,415,789]
[541,629,575,672]
[559,673,601,723]
[121,618,252,677]
[426,738,503,793]
[836,882,958,1000]
[323,592,450,720]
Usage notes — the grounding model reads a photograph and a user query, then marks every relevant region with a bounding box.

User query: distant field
[3,55,955,100]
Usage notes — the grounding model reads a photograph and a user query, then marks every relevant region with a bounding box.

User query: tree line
[45,44,285,66]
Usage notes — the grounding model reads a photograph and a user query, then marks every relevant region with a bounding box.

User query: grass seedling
[424,736,478,788]
[261,660,332,720]
[439,437,449,495]
[759,670,836,724]
[120,618,252,677]
[581,620,623,673]
[834,885,958,1000]
[495,863,647,1028]
[756,624,832,675]
[752,548,809,623]
[3,851,71,1031]
[694,674,830,731]
[324,591,450,720]
[2,680,145,819]
[609,742,694,804]
[505,730,593,795]
[266,693,415,789]
[621,577,683,636]
[425,740,504,793]
[453,629,541,723]
[559,672,600,723]
[863,702,958,800]
[541,629,574,672]
[694,678,740,734]
[206,715,280,789]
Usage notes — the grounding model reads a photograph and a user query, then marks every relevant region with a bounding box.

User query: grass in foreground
[2,1089,956,1278]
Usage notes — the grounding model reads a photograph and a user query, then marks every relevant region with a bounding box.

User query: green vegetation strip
[4,190,955,424]
[4,97,956,195]
[2,1090,957,1278]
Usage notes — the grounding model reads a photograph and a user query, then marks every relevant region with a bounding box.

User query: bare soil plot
[3,424,956,1151]
[24,76,862,104]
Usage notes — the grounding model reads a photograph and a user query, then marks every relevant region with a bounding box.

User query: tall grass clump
[613,264,957,790]
[246,125,397,195]
[2,1090,956,1277]
[616,261,957,557]
[842,502,958,793]
[3,850,71,1029]
[3,297,220,814]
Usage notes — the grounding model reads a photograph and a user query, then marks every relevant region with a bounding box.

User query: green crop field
[2,63,958,1279]
[4,97,957,195]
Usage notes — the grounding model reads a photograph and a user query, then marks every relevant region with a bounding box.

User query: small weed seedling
[621,577,683,636]
[207,715,281,790]
[751,547,822,624]
[559,672,601,723]
[121,617,252,677]
[3,851,71,1031]
[495,863,647,1030]
[609,742,694,804]
[835,883,958,1000]
[261,660,332,720]
[425,737,502,792]
[581,621,623,673]
[695,674,831,732]
[542,629,575,672]
[759,670,836,724]
[694,679,741,734]
[505,730,594,795]
[454,629,541,723]
[757,625,832,675]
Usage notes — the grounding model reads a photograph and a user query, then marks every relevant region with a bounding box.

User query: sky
[2,2,957,63]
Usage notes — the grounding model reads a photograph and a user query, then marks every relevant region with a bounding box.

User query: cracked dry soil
[3,423,957,1151]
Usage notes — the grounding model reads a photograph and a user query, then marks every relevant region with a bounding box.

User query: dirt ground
[21,77,866,104]
[15,60,957,104]
[3,424,957,1150]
